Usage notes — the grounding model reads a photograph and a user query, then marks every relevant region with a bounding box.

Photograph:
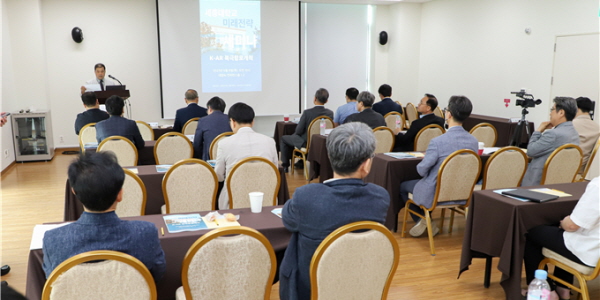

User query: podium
[95,90,130,104]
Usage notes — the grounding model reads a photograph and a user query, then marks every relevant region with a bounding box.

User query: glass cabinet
[11,111,54,161]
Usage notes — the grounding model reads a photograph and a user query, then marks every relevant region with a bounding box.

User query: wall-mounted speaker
[71,27,84,43]
[379,31,388,45]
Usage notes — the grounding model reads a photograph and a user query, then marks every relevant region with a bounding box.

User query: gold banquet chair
[373,126,395,154]
[42,250,157,300]
[310,221,399,300]
[182,117,200,135]
[540,144,583,185]
[475,146,528,190]
[401,149,481,256]
[433,106,444,119]
[226,156,280,209]
[154,132,193,165]
[98,136,138,167]
[414,124,445,151]
[78,123,97,153]
[209,131,234,160]
[136,120,155,141]
[579,140,599,181]
[404,102,418,129]
[115,168,147,217]
[176,226,276,300]
[538,248,600,300]
[162,159,218,214]
[291,116,333,180]
[384,111,404,131]
[469,122,498,147]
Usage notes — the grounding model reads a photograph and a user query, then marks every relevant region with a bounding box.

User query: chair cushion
[542,248,595,275]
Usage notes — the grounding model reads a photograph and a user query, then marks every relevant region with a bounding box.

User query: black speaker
[379,31,388,45]
[71,27,84,43]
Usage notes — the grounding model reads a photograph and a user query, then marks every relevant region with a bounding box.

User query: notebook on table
[501,189,559,203]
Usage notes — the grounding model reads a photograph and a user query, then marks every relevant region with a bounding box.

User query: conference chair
[176,226,276,300]
[469,122,498,147]
[384,111,404,131]
[404,102,418,129]
[182,118,200,135]
[433,106,444,119]
[414,124,445,151]
[310,221,399,300]
[154,132,193,165]
[208,131,234,160]
[42,250,157,300]
[98,136,138,167]
[78,123,97,152]
[291,116,334,180]
[538,249,600,300]
[540,144,583,185]
[162,159,218,214]
[395,100,403,108]
[373,126,395,153]
[401,149,481,256]
[475,146,528,190]
[226,156,280,209]
[135,120,155,141]
[115,168,147,217]
[578,140,599,181]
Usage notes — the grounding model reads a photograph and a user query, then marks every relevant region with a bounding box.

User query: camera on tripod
[511,89,542,108]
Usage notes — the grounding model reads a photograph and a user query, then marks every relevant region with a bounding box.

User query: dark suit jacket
[343,108,386,129]
[287,105,334,148]
[393,113,445,151]
[372,98,403,116]
[74,108,109,135]
[193,111,232,160]
[279,178,390,300]
[42,212,166,281]
[173,103,208,132]
[95,116,145,150]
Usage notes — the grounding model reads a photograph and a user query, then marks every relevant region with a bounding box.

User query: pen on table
[161,227,164,236]
[214,218,219,226]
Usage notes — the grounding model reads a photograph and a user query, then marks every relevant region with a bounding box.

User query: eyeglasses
[550,106,557,112]
[443,107,448,115]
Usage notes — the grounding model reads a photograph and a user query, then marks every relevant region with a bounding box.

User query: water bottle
[527,270,551,300]
[395,115,401,129]
[319,118,326,135]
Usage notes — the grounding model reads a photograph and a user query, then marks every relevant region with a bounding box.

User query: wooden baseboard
[1,160,16,176]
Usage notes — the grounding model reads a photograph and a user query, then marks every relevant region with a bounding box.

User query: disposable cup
[249,192,264,213]
[478,142,485,155]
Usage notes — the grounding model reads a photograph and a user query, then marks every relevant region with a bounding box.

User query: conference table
[273,121,298,152]
[153,127,175,140]
[63,165,290,221]
[307,134,333,182]
[27,206,291,300]
[87,140,157,165]
[458,181,588,300]
[462,114,535,147]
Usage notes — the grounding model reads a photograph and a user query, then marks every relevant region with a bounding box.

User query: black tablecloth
[273,121,298,152]
[462,114,535,147]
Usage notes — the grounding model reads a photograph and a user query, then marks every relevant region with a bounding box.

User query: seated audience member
[399,95,478,237]
[523,176,599,300]
[279,122,390,300]
[280,88,334,172]
[344,91,386,129]
[372,84,403,116]
[572,97,599,173]
[42,152,166,281]
[173,89,208,132]
[95,95,145,150]
[521,97,580,186]
[214,102,278,209]
[392,93,445,152]
[333,87,359,126]
[74,92,109,135]
[193,96,232,161]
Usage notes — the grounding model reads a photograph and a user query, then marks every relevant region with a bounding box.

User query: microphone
[108,75,123,85]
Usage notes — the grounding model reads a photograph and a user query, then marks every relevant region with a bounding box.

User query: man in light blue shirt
[333,87,359,126]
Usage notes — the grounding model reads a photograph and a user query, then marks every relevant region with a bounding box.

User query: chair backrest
[541,144,583,185]
[306,116,334,150]
[404,102,418,126]
[414,124,445,151]
[433,149,482,209]
[433,106,444,119]
[384,112,404,131]
[469,122,498,147]
[209,131,234,160]
[180,226,276,300]
[42,250,157,300]
[182,118,200,135]
[162,159,218,214]
[78,123,97,151]
[481,146,528,190]
[582,140,599,181]
[115,168,147,217]
[310,221,399,300]
[373,126,395,154]
[98,136,138,167]
[154,132,193,165]
[135,120,155,141]
[226,156,280,209]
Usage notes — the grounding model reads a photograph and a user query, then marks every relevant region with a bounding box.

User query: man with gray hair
[279,122,390,300]
[343,91,386,129]
[521,96,580,186]
[173,89,208,132]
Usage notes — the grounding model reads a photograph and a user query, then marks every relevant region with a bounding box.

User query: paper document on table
[156,165,172,173]
[493,189,529,202]
[126,167,138,174]
[530,188,572,197]
[84,84,101,92]
[185,135,194,142]
[163,214,207,233]
[384,152,424,159]
[203,216,240,229]
[482,147,501,155]
[271,208,282,218]
[30,223,72,250]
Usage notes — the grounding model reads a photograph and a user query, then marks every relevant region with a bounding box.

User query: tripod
[510,107,531,147]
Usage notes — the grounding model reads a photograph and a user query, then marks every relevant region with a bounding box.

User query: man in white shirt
[80,63,116,94]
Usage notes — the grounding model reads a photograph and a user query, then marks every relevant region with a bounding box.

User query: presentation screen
[157,0,300,118]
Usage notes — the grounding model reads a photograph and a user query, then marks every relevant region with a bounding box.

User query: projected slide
[200,0,261,93]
